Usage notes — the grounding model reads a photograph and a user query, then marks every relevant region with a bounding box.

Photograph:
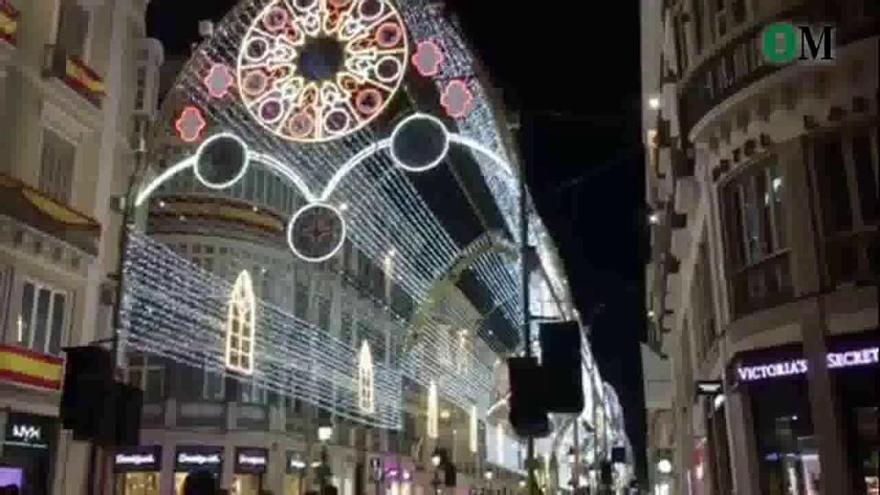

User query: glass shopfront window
[114,446,162,495]
[753,381,821,495]
[232,447,268,495]
[174,445,223,495]
[0,413,58,494]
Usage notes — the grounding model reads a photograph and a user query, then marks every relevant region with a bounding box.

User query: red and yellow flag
[0,345,63,390]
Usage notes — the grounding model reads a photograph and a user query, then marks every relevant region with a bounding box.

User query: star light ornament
[440,80,475,119]
[226,270,257,375]
[358,340,376,414]
[204,63,235,99]
[174,106,206,143]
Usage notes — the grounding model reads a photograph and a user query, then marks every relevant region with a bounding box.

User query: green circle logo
[762,23,798,63]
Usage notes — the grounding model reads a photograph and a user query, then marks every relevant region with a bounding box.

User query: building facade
[642,1,878,494]
[0,0,161,493]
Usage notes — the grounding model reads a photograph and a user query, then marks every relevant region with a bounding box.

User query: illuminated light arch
[235,0,409,143]
[135,114,518,264]
[226,270,257,375]
[427,380,438,439]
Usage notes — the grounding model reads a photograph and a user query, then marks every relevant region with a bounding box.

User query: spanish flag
[0,345,64,390]
[0,3,18,44]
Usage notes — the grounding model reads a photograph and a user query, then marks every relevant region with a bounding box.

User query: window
[316,295,331,331]
[721,158,791,315]
[294,282,309,320]
[340,312,353,344]
[675,16,689,73]
[815,138,852,232]
[731,0,745,24]
[134,66,147,110]
[693,0,705,53]
[714,0,727,37]
[852,133,878,224]
[811,129,879,284]
[56,0,89,58]
[692,243,716,361]
[39,129,75,204]
[240,378,268,404]
[18,280,68,355]
[203,366,225,401]
[127,354,165,402]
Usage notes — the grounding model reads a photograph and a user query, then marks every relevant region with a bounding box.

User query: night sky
[148,0,647,480]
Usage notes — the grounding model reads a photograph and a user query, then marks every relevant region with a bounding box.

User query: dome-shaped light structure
[226,270,256,375]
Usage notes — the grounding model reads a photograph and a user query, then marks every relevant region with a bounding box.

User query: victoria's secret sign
[736,346,880,383]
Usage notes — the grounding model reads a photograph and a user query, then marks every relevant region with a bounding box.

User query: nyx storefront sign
[4,413,56,451]
[114,446,162,472]
[175,445,224,473]
[234,448,268,474]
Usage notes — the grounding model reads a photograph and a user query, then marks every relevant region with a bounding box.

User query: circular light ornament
[389,114,450,172]
[237,0,409,143]
[287,203,346,262]
[194,133,251,189]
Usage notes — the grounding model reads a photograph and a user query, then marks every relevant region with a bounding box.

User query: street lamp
[657,459,672,475]
[430,448,443,495]
[317,416,334,495]
[483,470,493,495]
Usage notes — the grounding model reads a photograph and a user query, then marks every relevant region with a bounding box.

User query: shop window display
[115,472,160,495]
[753,382,821,495]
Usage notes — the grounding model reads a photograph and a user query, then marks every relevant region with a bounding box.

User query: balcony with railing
[0,172,101,256]
[43,45,106,107]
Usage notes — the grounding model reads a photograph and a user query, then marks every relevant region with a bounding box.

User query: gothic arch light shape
[427,380,438,439]
[358,340,375,414]
[226,270,257,375]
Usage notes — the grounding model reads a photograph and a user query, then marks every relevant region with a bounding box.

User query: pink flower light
[411,40,444,77]
[440,80,474,119]
[204,63,235,99]
[175,106,207,143]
